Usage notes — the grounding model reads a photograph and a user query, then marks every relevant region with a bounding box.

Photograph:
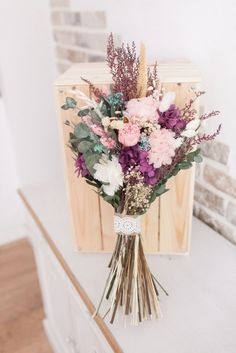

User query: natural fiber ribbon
[114,214,141,235]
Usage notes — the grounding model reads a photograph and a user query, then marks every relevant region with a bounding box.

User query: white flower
[181,118,201,138]
[94,155,123,196]
[159,92,176,112]
[110,120,124,130]
[175,137,184,148]
[101,116,110,128]
[186,119,201,131]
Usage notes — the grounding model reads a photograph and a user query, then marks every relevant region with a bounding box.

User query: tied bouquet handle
[61,34,221,325]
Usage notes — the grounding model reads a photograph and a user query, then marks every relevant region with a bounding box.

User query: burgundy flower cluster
[158,104,186,134]
[119,145,158,185]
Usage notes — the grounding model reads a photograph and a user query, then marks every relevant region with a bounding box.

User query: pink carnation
[118,123,140,147]
[126,96,159,122]
[148,128,177,168]
[100,136,116,149]
[90,124,105,137]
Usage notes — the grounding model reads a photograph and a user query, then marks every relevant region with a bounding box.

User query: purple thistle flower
[75,154,90,177]
[119,145,158,186]
[159,104,186,134]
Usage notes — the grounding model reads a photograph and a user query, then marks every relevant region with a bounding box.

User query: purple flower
[119,145,158,186]
[159,104,186,134]
[75,154,90,177]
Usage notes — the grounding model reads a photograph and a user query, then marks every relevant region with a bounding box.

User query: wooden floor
[0,238,53,353]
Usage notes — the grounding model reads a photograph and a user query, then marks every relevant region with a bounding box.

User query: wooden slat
[159,167,195,253]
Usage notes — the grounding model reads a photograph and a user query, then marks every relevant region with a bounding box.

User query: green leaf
[194,155,203,163]
[74,123,90,139]
[186,148,201,162]
[178,161,192,169]
[77,141,93,153]
[61,104,70,110]
[78,108,90,117]
[84,153,101,175]
[66,97,77,109]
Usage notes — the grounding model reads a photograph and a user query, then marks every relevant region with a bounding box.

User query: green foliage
[74,123,90,139]
[77,141,93,153]
[83,153,101,175]
[149,183,169,204]
[78,108,90,117]
[102,192,120,208]
[61,97,77,110]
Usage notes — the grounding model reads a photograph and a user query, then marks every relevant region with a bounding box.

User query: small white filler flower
[94,155,123,196]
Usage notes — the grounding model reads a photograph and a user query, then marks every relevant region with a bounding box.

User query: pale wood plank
[0,238,53,353]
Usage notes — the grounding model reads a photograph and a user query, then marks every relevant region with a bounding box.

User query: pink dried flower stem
[107,33,139,101]
[81,77,106,102]
[200,110,220,120]
[193,124,222,144]
[181,90,205,121]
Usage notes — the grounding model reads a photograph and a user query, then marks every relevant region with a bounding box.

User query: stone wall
[49,0,108,73]
[194,140,236,244]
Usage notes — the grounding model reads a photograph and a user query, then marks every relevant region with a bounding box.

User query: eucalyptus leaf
[178,161,192,169]
[78,108,90,117]
[74,123,90,139]
[78,141,93,153]
[84,153,101,175]
[61,104,70,110]
[194,155,203,163]
[66,97,77,109]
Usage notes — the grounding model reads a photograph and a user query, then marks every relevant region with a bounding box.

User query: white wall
[0,99,25,245]
[0,0,62,244]
[0,0,62,187]
[72,0,236,172]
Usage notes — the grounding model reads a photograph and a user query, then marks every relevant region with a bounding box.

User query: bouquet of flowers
[61,34,221,325]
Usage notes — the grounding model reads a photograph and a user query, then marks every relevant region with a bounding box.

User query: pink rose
[100,136,116,149]
[118,123,140,147]
[126,96,159,122]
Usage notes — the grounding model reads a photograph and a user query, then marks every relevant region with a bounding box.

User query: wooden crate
[55,62,200,254]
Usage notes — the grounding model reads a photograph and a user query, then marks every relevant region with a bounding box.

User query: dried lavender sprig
[193,124,222,144]
[200,110,220,120]
[107,33,139,101]
[81,77,106,101]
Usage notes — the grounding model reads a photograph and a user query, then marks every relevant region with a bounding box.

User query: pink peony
[126,96,159,122]
[118,123,141,147]
[148,128,177,168]
[100,136,116,149]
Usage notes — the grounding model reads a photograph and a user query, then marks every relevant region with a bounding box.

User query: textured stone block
[56,46,87,62]
[226,202,236,226]
[54,30,77,45]
[80,11,106,29]
[194,182,225,215]
[50,0,70,8]
[197,207,236,244]
[63,11,81,26]
[75,33,108,52]
[201,140,229,165]
[51,11,63,26]
[87,54,106,63]
[204,165,236,198]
